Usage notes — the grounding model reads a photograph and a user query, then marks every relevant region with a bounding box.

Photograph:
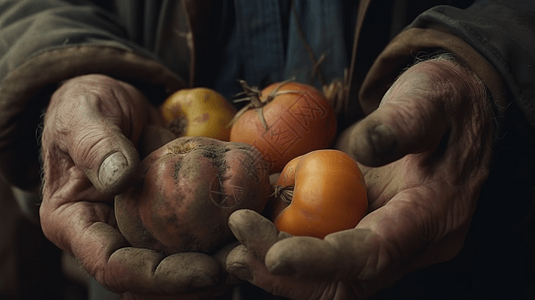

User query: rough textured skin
[115,136,271,255]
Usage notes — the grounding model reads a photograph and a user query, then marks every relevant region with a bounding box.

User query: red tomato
[229,80,336,172]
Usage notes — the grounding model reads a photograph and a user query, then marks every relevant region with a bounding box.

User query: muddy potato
[115,137,271,255]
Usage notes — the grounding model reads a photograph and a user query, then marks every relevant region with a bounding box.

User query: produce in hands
[229,80,336,172]
[160,88,237,141]
[269,149,367,239]
[115,136,270,254]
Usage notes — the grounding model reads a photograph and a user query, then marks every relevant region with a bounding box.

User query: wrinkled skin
[225,59,495,299]
[40,75,236,299]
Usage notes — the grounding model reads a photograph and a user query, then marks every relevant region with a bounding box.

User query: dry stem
[226,78,302,130]
[323,68,349,117]
[272,185,294,205]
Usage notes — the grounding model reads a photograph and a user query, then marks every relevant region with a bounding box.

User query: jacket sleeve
[0,0,186,191]
[359,0,535,131]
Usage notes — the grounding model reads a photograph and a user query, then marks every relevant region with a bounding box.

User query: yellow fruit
[160,88,237,141]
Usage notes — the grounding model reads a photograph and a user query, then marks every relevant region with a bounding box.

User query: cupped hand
[39,74,231,299]
[226,58,496,299]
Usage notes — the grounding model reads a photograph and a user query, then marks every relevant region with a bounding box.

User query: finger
[227,211,380,281]
[225,209,289,281]
[227,245,336,300]
[44,75,153,195]
[231,189,463,285]
[226,244,262,282]
[226,211,352,299]
[228,209,291,261]
[107,248,224,294]
[264,230,375,280]
[349,63,451,167]
[227,209,354,280]
[212,242,242,286]
[74,120,141,195]
[43,207,225,296]
[40,196,228,298]
[333,184,467,281]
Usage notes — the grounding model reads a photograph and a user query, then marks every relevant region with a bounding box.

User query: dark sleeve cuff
[359,27,507,118]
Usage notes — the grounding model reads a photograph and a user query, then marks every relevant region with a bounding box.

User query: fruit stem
[237,80,264,108]
[322,68,349,117]
[272,185,294,205]
[265,77,297,103]
[227,77,298,130]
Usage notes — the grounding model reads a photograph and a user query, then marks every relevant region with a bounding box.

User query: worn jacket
[0,0,534,297]
[0,0,532,189]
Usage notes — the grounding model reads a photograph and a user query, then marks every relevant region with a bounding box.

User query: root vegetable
[115,136,271,254]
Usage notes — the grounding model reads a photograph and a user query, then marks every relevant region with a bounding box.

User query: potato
[115,136,271,254]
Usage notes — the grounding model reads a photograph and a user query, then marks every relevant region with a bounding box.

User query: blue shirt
[214,0,356,100]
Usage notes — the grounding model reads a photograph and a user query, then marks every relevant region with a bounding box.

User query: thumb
[91,134,140,195]
[77,122,140,195]
[42,75,148,196]
[349,69,451,167]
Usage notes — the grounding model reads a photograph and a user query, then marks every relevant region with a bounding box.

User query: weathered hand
[226,58,495,299]
[39,74,231,299]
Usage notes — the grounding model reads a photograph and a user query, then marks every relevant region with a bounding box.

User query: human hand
[226,58,495,299]
[39,74,232,299]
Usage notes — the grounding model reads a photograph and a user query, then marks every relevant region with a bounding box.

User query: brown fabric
[155,1,193,87]
[154,0,222,89]
[359,27,507,115]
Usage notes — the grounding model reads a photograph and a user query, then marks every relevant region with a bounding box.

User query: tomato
[271,149,367,239]
[160,88,237,141]
[229,80,336,172]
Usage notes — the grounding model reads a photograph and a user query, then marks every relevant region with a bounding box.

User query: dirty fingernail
[99,152,128,187]
[227,264,253,281]
[369,124,397,156]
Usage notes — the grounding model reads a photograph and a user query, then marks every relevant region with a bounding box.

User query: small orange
[271,149,368,239]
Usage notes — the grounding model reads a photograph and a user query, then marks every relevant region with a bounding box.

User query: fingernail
[268,262,296,276]
[227,264,253,281]
[99,152,128,187]
[369,124,397,156]
[190,275,215,289]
